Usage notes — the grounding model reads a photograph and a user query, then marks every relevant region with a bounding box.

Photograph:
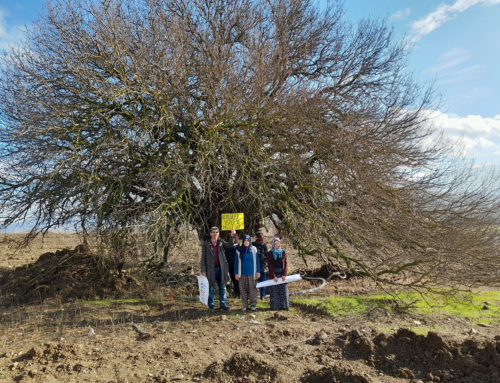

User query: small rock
[219,315,227,321]
[468,328,477,335]
[351,329,362,338]
[414,320,421,325]
[250,314,256,319]
[482,305,490,310]
[172,374,184,380]
[250,320,260,325]
[188,329,197,333]
[316,332,328,340]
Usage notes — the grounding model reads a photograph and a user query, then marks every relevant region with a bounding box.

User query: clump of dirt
[0,245,142,305]
[303,361,374,383]
[338,328,500,382]
[302,263,350,279]
[8,342,84,381]
[204,351,287,382]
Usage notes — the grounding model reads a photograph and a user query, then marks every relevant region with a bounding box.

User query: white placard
[198,275,209,305]
[256,274,302,288]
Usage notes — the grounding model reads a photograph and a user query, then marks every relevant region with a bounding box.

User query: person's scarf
[272,237,283,260]
[237,235,252,259]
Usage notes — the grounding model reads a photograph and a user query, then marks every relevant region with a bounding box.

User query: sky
[0,0,499,168]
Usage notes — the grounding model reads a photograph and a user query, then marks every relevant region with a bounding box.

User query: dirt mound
[302,263,357,281]
[337,328,500,382]
[302,361,374,383]
[204,351,287,382]
[8,342,85,381]
[0,245,141,305]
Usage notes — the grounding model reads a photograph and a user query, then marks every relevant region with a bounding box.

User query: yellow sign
[221,213,244,230]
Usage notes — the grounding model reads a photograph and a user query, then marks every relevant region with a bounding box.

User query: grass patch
[293,290,500,324]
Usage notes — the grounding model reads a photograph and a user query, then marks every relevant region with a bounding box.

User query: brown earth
[1,234,500,382]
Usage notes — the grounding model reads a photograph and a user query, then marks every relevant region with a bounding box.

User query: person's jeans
[259,272,268,298]
[208,267,227,309]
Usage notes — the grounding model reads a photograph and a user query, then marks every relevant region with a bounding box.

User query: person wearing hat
[234,235,261,311]
[266,237,290,310]
[201,227,236,312]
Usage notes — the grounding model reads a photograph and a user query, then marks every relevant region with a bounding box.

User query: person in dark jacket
[252,232,268,299]
[266,237,290,310]
[201,227,236,312]
[225,233,240,298]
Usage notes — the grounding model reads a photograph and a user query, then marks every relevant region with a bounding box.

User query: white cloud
[409,0,500,42]
[390,8,411,21]
[437,65,481,84]
[425,48,469,73]
[425,48,481,84]
[430,111,500,158]
[0,7,24,50]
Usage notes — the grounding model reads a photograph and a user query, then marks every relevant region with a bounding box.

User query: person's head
[256,232,263,239]
[272,237,281,250]
[243,234,251,247]
[210,227,219,241]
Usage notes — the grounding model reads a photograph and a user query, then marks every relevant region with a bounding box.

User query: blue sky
[0,0,499,167]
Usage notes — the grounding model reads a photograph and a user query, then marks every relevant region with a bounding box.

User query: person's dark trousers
[259,272,268,299]
[228,264,240,298]
[208,267,228,309]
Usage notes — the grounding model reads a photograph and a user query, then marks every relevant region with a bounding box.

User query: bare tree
[0,0,499,288]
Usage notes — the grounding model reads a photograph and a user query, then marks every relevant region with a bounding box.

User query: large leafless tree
[0,0,499,288]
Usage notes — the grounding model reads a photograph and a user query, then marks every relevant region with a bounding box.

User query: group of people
[200,227,290,312]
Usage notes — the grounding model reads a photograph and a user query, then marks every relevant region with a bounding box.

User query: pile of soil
[332,328,500,382]
[204,352,288,382]
[0,245,142,305]
[301,263,350,279]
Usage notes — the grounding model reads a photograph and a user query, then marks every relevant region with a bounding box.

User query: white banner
[198,275,209,305]
[256,274,302,288]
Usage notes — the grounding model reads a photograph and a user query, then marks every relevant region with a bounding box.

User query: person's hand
[274,277,278,283]
[256,273,261,279]
[235,275,239,281]
[282,276,286,281]
[231,229,236,237]
[201,272,206,277]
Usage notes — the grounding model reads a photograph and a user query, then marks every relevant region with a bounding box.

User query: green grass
[293,290,500,324]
